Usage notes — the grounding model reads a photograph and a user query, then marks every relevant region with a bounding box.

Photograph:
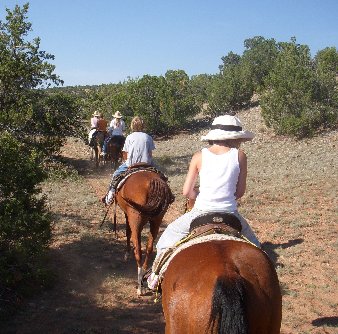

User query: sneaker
[141,268,152,288]
[147,273,159,290]
[105,190,114,205]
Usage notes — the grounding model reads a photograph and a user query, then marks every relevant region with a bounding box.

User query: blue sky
[1,0,338,87]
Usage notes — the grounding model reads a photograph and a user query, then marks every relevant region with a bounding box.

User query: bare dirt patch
[1,107,337,333]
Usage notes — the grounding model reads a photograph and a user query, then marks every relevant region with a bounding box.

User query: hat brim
[113,115,122,118]
[201,129,254,142]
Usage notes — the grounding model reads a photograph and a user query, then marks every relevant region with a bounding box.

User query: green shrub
[0,132,51,316]
[261,38,337,138]
[207,51,253,116]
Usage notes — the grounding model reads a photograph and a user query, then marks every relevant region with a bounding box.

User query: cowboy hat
[201,115,254,141]
[92,111,100,117]
[112,111,123,118]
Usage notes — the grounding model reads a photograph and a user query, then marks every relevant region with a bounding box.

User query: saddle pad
[110,166,169,192]
[116,169,154,190]
[158,234,247,279]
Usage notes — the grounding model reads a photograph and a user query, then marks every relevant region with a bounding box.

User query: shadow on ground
[1,234,164,334]
[262,238,304,266]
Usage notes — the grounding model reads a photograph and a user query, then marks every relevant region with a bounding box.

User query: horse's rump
[108,135,125,148]
[95,131,105,145]
[162,240,282,334]
[120,172,173,217]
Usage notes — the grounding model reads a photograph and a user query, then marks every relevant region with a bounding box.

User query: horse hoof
[137,287,143,296]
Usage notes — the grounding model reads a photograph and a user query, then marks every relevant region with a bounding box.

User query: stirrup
[141,268,152,288]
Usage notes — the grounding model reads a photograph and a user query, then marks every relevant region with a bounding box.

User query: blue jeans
[105,163,129,203]
[102,139,109,154]
[112,162,128,179]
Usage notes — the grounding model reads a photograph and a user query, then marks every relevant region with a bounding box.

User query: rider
[88,110,100,146]
[146,114,261,289]
[96,113,108,149]
[102,110,126,157]
[102,116,155,205]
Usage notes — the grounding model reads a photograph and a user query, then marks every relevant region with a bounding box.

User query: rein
[98,196,118,237]
[184,197,195,213]
[99,205,111,229]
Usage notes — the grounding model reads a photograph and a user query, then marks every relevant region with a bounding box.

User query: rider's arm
[235,150,247,200]
[182,151,201,199]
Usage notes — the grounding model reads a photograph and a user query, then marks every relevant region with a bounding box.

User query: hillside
[1,106,337,333]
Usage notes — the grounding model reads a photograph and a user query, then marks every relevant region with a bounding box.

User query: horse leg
[124,213,132,262]
[132,231,145,296]
[97,144,102,167]
[128,213,146,295]
[143,218,161,271]
[93,146,99,168]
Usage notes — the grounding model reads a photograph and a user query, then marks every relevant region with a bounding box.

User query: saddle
[189,212,242,238]
[110,164,169,191]
[152,212,243,276]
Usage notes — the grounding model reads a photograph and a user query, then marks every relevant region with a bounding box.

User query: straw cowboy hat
[112,110,123,118]
[92,110,101,117]
[201,115,254,141]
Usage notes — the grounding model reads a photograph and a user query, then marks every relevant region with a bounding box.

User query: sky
[1,0,338,87]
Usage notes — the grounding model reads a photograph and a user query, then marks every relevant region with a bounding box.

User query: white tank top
[194,148,239,212]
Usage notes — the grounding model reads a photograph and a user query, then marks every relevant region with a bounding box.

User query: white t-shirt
[194,148,239,212]
[109,119,126,136]
[123,132,155,167]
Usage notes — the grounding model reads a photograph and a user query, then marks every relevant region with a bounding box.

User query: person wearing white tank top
[147,115,260,290]
[194,147,239,212]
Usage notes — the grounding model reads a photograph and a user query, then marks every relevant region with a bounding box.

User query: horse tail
[208,275,248,334]
[144,178,173,216]
[121,175,173,215]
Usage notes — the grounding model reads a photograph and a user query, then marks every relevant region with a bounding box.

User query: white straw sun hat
[112,111,123,118]
[201,115,254,141]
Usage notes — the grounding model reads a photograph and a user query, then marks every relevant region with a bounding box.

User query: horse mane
[208,275,249,334]
[124,177,174,216]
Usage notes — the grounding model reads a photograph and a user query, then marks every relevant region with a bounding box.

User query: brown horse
[90,131,105,168]
[161,237,282,333]
[105,135,125,169]
[115,169,173,295]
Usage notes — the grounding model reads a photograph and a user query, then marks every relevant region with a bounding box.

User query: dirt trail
[2,108,337,333]
[2,139,179,334]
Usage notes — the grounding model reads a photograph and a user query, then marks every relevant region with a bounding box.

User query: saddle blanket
[156,234,248,279]
[115,169,159,191]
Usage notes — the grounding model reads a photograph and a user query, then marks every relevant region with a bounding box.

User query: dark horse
[90,130,105,168]
[161,228,282,333]
[114,168,173,295]
[105,135,125,169]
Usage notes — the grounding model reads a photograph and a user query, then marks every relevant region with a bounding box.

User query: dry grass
[1,106,337,333]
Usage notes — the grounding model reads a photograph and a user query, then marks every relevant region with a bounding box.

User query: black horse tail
[208,275,248,334]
